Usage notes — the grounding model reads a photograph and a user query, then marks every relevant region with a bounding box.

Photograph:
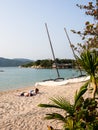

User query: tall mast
[45,23,60,78]
[64,27,82,76]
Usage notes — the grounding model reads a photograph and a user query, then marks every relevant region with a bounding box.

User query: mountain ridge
[0,57,33,67]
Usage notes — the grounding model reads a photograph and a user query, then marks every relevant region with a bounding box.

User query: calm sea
[0,67,81,91]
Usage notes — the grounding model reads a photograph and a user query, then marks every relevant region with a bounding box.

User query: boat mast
[64,27,82,76]
[45,23,60,78]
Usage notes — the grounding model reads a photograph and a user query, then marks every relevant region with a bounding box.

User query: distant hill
[0,57,33,67]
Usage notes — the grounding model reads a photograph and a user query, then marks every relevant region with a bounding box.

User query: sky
[0,0,93,60]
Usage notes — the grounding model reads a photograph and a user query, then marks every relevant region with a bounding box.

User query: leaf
[63,117,74,130]
[74,82,88,106]
[45,113,66,123]
[71,30,76,33]
[38,97,74,116]
[50,97,74,115]
[38,103,60,108]
[85,21,90,25]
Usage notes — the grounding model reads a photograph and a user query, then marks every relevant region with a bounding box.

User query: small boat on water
[0,70,4,72]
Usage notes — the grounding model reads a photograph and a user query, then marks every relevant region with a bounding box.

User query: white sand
[0,82,89,130]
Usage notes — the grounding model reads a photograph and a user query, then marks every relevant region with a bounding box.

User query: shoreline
[0,82,89,130]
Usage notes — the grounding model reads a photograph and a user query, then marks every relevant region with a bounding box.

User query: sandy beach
[0,82,89,130]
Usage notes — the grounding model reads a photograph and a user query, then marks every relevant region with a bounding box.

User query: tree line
[21,58,75,68]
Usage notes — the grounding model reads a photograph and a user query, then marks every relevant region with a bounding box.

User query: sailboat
[44,23,64,81]
[35,76,89,86]
[35,24,89,86]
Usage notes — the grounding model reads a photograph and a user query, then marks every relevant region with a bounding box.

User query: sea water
[0,67,82,91]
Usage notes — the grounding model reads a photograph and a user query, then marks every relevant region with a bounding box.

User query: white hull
[35,76,90,86]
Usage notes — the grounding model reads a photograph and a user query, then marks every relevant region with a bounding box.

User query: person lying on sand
[29,88,39,96]
[19,88,39,97]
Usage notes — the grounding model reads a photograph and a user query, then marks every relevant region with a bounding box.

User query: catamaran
[35,24,89,86]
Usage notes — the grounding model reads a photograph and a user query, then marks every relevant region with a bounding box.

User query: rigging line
[45,23,60,78]
[64,27,82,76]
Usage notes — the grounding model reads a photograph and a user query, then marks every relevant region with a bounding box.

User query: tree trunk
[91,77,97,99]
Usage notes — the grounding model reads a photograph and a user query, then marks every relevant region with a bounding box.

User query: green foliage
[21,58,75,68]
[45,113,66,122]
[77,50,98,76]
[39,96,74,117]
[55,58,74,64]
[77,50,98,98]
[21,62,35,67]
[74,82,88,106]
[40,59,52,68]
[50,97,74,115]
[39,83,98,129]
[35,60,41,66]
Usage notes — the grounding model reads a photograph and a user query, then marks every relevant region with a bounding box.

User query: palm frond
[77,50,98,76]
[38,97,74,116]
[38,103,61,108]
[74,82,88,106]
[50,97,74,115]
[44,113,66,123]
[63,117,74,130]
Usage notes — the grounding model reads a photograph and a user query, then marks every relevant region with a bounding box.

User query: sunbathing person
[35,88,39,94]
[29,88,39,96]
[19,92,29,96]
[20,92,25,96]
[19,88,39,97]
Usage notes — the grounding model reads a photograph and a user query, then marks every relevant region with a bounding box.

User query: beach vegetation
[39,83,98,130]
[77,49,98,99]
